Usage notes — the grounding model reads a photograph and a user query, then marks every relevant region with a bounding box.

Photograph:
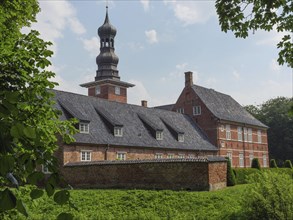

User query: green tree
[0,0,76,218]
[270,159,278,168]
[226,158,236,186]
[284,160,293,169]
[245,97,293,164]
[216,0,293,68]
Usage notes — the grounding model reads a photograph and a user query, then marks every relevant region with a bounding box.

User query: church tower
[80,7,134,103]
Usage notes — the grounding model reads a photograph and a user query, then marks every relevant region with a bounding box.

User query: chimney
[185,71,193,87]
[141,100,148,107]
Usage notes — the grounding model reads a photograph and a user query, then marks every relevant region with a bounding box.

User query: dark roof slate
[192,85,267,128]
[154,104,174,111]
[52,90,217,152]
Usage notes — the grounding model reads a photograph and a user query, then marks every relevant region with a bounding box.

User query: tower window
[95,86,100,95]
[115,86,120,95]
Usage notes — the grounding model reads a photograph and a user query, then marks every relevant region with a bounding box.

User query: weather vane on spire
[106,0,108,9]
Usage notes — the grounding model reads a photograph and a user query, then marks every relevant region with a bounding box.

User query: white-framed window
[178,154,185,159]
[95,85,100,95]
[226,124,231,140]
[117,152,126,160]
[167,154,174,159]
[263,154,267,168]
[257,130,262,143]
[188,154,194,158]
[42,164,51,174]
[243,127,248,142]
[115,86,120,95]
[155,153,163,159]
[81,151,91,161]
[114,127,123,137]
[220,125,225,132]
[79,122,89,134]
[221,142,225,148]
[248,128,252,142]
[176,108,184,114]
[193,106,201,115]
[239,152,244,167]
[227,152,232,165]
[178,134,184,142]
[237,127,242,141]
[249,153,254,167]
[156,131,163,140]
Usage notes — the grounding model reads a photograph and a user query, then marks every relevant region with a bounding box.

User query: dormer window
[156,131,163,140]
[79,122,89,134]
[114,127,123,137]
[115,86,120,95]
[95,86,100,95]
[178,134,184,142]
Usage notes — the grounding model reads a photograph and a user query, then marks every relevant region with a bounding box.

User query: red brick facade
[172,73,269,168]
[60,159,227,191]
[88,84,127,103]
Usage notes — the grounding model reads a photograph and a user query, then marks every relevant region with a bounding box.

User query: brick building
[156,72,269,168]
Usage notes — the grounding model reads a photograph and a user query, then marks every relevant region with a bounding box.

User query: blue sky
[30,0,292,107]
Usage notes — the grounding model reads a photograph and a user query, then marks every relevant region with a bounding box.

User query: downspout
[105,144,110,161]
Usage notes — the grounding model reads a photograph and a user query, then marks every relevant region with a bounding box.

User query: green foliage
[270,159,278,168]
[233,168,261,184]
[226,158,236,186]
[284,160,293,169]
[241,171,293,220]
[245,97,293,164]
[251,158,261,169]
[0,0,77,218]
[215,0,293,68]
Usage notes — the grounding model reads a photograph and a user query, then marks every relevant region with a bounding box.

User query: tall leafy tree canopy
[216,0,293,68]
[245,97,293,164]
[0,0,76,218]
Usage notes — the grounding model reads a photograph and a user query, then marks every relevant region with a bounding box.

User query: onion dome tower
[80,6,134,103]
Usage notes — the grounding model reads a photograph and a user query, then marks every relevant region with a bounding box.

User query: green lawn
[5,185,248,220]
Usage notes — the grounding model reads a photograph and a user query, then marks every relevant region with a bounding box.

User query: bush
[242,171,293,219]
[226,158,236,186]
[233,168,261,184]
[284,160,293,169]
[251,158,261,169]
[270,159,278,168]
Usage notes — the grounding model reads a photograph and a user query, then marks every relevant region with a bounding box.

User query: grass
[5,185,248,220]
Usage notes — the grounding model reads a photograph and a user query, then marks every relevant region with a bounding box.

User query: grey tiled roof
[192,85,267,128]
[154,104,174,111]
[65,156,227,167]
[52,90,217,152]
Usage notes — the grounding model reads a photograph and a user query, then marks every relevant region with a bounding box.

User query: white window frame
[227,152,232,165]
[167,154,174,159]
[193,106,201,116]
[221,142,225,148]
[114,127,123,137]
[155,153,163,159]
[178,154,185,159]
[81,151,91,161]
[95,85,100,95]
[178,134,184,142]
[42,164,51,174]
[220,125,225,132]
[239,152,244,167]
[243,127,248,142]
[237,127,242,141]
[188,154,194,159]
[248,128,252,143]
[115,86,120,95]
[249,152,254,167]
[156,131,163,140]
[226,124,231,140]
[177,108,184,114]
[79,122,89,134]
[263,154,267,168]
[257,130,262,143]
[117,152,126,160]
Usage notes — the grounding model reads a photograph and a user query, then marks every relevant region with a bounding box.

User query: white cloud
[164,1,216,25]
[128,80,152,105]
[23,1,86,55]
[82,37,100,57]
[270,59,281,72]
[140,0,150,11]
[127,42,145,51]
[145,29,158,44]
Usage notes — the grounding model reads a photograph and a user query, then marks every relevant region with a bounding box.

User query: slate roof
[192,85,267,128]
[154,104,174,111]
[52,90,217,152]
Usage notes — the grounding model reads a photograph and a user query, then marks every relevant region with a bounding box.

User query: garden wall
[61,157,227,191]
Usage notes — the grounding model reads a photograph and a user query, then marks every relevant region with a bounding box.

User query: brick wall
[60,158,227,191]
[88,85,127,103]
